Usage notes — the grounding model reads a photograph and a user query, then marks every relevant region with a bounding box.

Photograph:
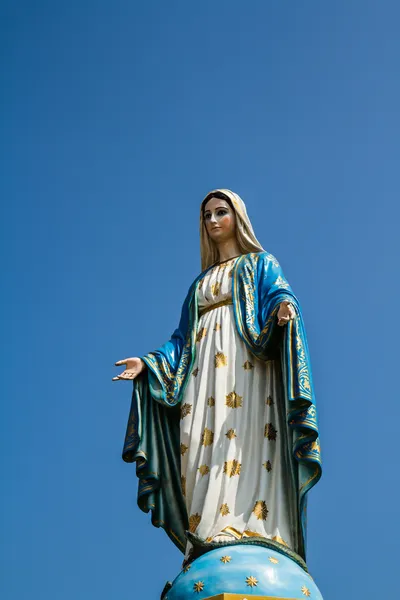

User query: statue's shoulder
[242,251,280,270]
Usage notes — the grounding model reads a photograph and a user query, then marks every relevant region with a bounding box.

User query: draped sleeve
[121,281,200,553]
[233,252,322,559]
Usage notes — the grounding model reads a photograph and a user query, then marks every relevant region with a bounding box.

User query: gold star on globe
[193,581,204,593]
[220,555,231,563]
[246,575,258,587]
[268,556,279,564]
[301,585,311,596]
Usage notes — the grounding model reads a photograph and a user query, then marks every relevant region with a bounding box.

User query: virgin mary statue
[114,189,321,565]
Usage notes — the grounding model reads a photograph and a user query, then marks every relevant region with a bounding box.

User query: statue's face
[204,197,236,243]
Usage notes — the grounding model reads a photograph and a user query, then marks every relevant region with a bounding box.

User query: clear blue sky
[1,2,399,599]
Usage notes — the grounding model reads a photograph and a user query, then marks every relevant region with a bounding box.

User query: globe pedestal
[164,545,323,600]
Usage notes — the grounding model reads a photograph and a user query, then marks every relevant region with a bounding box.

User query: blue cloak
[122,252,321,560]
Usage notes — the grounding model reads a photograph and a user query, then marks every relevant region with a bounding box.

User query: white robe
[180,257,298,556]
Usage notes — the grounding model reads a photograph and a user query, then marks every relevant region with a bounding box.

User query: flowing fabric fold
[122,375,188,551]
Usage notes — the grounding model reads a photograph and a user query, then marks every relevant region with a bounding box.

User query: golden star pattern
[193,581,205,593]
[220,555,231,563]
[262,460,272,472]
[181,403,192,419]
[243,360,254,370]
[226,391,243,408]
[264,422,277,441]
[207,396,215,407]
[189,513,201,533]
[214,322,221,331]
[201,427,214,447]
[196,327,207,342]
[219,503,230,516]
[225,428,237,440]
[180,443,188,456]
[253,500,269,521]
[211,282,221,297]
[224,459,241,477]
[198,464,210,477]
[268,556,279,564]
[192,367,199,377]
[215,352,228,368]
[246,576,258,588]
[301,585,311,597]
[266,395,274,406]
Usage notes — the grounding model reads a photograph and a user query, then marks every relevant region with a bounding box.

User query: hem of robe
[185,531,308,573]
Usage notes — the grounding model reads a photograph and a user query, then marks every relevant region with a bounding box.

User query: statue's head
[202,191,237,246]
[200,189,264,270]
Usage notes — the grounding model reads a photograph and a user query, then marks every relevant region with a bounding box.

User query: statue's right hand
[112,357,146,381]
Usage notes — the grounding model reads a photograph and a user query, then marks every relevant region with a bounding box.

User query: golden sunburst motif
[266,395,274,406]
[301,585,311,597]
[225,428,237,440]
[215,352,228,368]
[189,513,201,533]
[201,427,214,447]
[193,581,205,593]
[268,556,279,564]
[181,403,192,419]
[224,459,241,477]
[220,503,230,516]
[220,555,231,564]
[253,500,269,521]
[180,443,188,456]
[214,323,221,331]
[264,422,277,441]
[198,464,210,477]
[274,275,290,289]
[196,327,207,342]
[262,460,272,472]
[181,475,186,496]
[243,360,254,370]
[211,281,221,297]
[225,391,243,408]
[246,575,258,588]
[192,367,199,377]
[207,396,215,407]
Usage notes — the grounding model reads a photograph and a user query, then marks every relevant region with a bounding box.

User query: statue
[114,190,323,599]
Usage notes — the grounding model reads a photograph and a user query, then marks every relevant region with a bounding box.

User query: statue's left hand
[277,300,296,326]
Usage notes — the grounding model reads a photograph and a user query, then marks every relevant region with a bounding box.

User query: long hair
[200,189,264,271]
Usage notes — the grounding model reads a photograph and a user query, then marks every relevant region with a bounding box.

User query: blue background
[1,2,398,599]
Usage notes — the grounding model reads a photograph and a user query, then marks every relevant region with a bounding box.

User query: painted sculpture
[114,190,322,599]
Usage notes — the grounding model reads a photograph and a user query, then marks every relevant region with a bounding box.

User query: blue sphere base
[164,544,323,600]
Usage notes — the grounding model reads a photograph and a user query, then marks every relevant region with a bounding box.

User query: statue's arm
[258,252,299,327]
[113,283,193,385]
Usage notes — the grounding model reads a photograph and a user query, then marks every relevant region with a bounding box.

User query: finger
[115,359,128,366]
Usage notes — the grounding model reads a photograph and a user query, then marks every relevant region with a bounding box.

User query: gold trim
[199,299,233,317]
[203,595,302,600]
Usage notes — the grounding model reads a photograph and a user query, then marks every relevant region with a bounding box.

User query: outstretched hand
[112,357,146,381]
[277,300,296,326]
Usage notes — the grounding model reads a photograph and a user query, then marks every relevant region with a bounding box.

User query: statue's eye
[204,213,211,220]
[217,209,227,216]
